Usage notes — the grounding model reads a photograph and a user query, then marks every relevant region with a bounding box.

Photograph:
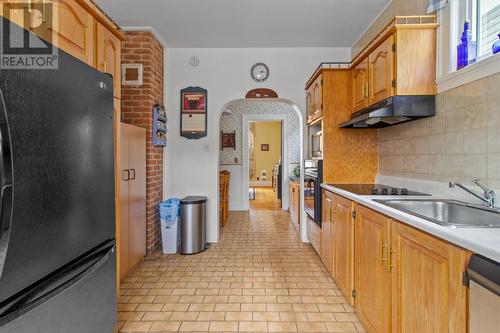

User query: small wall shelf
[153,104,167,146]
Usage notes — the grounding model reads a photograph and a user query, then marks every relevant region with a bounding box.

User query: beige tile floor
[117,210,365,332]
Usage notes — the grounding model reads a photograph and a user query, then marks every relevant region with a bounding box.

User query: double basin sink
[374,199,500,228]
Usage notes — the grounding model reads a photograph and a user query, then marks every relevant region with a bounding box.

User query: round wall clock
[251,63,269,82]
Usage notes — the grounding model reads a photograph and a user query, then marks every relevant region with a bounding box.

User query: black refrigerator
[0,18,116,332]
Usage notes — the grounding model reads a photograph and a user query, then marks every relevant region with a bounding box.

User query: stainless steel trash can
[180,196,207,254]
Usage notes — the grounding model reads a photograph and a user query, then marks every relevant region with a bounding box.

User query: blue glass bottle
[457,20,477,70]
[493,34,500,54]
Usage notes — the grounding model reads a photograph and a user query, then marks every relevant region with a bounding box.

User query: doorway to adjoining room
[218,99,303,228]
[248,121,282,210]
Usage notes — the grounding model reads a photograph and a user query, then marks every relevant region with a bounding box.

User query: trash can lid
[181,196,207,204]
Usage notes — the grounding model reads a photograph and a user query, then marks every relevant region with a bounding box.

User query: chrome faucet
[449,179,496,208]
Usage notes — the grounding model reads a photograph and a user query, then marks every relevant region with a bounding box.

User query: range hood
[340,96,435,128]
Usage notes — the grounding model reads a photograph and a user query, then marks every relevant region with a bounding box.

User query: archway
[217,98,307,241]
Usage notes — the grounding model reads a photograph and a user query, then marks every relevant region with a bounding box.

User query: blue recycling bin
[160,198,181,254]
[160,198,180,224]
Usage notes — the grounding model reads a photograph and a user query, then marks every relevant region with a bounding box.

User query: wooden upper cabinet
[347,17,437,113]
[1,0,95,65]
[355,204,392,333]
[312,77,323,120]
[368,35,394,105]
[352,58,369,112]
[50,0,95,66]
[390,222,468,333]
[96,23,121,98]
[306,89,314,124]
[0,1,27,28]
[321,190,334,276]
[306,75,323,124]
[333,194,354,305]
[394,29,437,95]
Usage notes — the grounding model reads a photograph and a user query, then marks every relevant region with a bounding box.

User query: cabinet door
[127,125,146,271]
[312,77,323,120]
[352,58,369,112]
[96,23,121,98]
[306,89,314,124]
[369,35,395,105]
[333,194,354,305]
[390,222,468,333]
[0,1,28,29]
[33,0,95,66]
[321,191,334,275]
[355,205,392,333]
[119,123,130,282]
[307,217,321,255]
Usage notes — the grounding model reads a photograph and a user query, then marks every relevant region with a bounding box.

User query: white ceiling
[95,0,390,48]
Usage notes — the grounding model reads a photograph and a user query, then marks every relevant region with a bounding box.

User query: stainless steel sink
[373,199,500,228]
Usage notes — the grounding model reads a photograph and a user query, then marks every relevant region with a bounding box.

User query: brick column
[121,31,164,253]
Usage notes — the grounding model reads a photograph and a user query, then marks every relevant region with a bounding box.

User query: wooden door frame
[242,113,288,211]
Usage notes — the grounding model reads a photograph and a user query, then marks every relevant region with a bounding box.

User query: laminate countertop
[321,183,500,263]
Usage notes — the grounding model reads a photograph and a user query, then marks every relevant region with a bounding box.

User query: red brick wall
[121,31,164,254]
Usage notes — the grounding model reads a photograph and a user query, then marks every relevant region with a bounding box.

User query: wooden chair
[219,170,230,227]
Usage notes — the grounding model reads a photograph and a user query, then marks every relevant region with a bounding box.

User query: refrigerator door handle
[0,240,115,326]
[0,89,14,278]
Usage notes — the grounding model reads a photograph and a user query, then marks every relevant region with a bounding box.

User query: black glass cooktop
[329,184,428,196]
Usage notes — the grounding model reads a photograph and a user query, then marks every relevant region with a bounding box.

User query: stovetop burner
[328,183,428,196]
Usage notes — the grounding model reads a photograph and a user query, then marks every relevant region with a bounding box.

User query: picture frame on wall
[221,131,236,150]
[261,144,269,151]
[180,87,207,139]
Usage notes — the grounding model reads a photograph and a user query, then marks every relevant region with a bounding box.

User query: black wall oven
[304,159,323,227]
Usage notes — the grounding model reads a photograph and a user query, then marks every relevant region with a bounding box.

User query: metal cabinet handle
[380,241,388,266]
[387,246,396,272]
[130,168,136,180]
[122,170,130,181]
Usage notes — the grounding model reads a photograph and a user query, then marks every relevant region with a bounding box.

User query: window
[476,0,500,58]
[466,0,500,60]
[435,0,500,92]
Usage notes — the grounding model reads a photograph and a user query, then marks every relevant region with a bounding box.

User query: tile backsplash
[379,72,500,189]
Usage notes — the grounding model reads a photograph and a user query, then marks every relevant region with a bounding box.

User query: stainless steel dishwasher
[467,254,500,333]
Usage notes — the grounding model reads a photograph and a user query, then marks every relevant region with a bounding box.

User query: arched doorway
[217,98,307,241]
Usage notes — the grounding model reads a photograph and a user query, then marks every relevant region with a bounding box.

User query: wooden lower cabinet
[289,181,300,231]
[354,203,469,333]
[390,222,468,333]
[355,205,392,333]
[307,216,321,256]
[321,191,334,275]
[332,194,354,305]
[319,190,470,333]
[119,123,146,281]
[321,191,355,304]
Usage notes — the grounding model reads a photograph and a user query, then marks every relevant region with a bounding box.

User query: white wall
[164,47,351,242]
